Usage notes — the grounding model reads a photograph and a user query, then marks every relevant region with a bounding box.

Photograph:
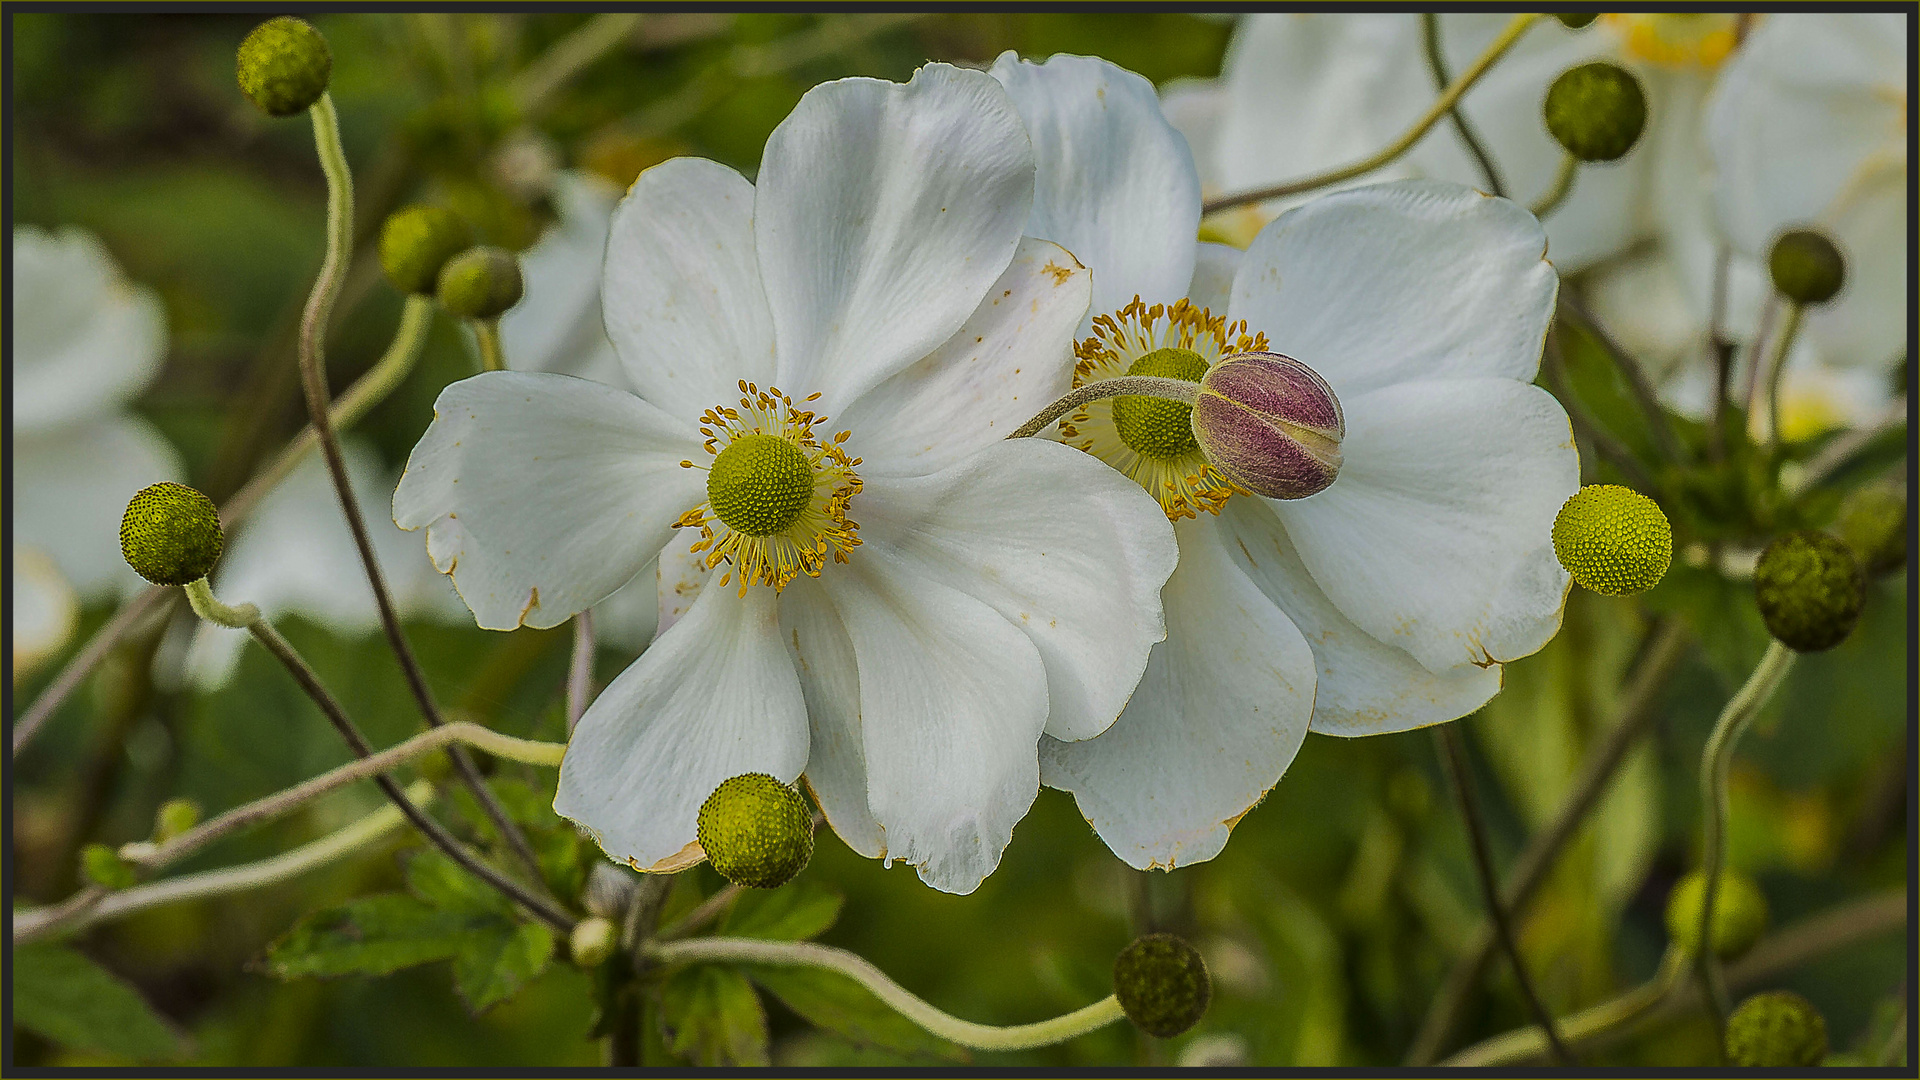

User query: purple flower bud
[1192,351,1344,500]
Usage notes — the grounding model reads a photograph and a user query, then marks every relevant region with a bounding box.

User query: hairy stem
[1008,376,1201,441]
[567,610,595,735]
[1422,11,1507,197]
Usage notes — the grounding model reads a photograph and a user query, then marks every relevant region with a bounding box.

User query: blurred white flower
[13,548,77,680]
[395,65,1178,894]
[992,53,1576,870]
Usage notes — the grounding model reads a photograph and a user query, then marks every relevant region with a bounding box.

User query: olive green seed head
[708,434,815,537]
[437,246,524,320]
[380,205,472,296]
[697,773,813,889]
[1552,484,1673,595]
[82,843,138,891]
[569,916,618,967]
[1112,347,1210,460]
[1544,61,1647,162]
[121,482,224,586]
[1754,531,1864,652]
[1768,229,1846,306]
[1664,869,1769,960]
[154,798,202,844]
[1113,932,1212,1038]
[1725,991,1828,1067]
[1834,484,1907,577]
[1555,12,1599,29]
[236,16,332,118]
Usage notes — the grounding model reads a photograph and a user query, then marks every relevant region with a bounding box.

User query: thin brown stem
[12,587,173,755]
[1422,11,1507,198]
[1707,246,1737,461]
[1007,376,1200,441]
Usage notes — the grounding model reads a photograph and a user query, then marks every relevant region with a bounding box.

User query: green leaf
[721,879,843,941]
[452,920,556,1013]
[13,943,184,1062]
[264,894,487,978]
[660,965,770,1066]
[404,849,515,917]
[745,964,967,1062]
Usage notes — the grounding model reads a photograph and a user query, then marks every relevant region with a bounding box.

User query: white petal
[12,226,168,436]
[501,172,626,385]
[1220,499,1501,736]
[1159,77,1228,192]
[1800,174,1907,369]
[857,438,1176,743]
[1039,514,1316,870]
[756,65,1034,410]
[779,575,887,859]
[554,577,809,872]
[12,416,184,599]
[602,158,776,419]
[1229,180,1557,400]
[392,371,703,631]
[824,548,1048,894]
[989,52,1202,314]
[833,237,1089,477]
[1186,241,1242,314]
[1275,377,1577,673]
[13,546,78,677]
[654,527,709,641]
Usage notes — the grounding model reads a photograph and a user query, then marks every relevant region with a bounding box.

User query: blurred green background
[9,11,1907,1067]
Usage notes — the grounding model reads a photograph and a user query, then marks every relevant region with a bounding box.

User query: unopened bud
[1552,484,1673,595]
[1191,351,1343,500]
[1726,991,1828,1067]
[1113,932,1212,1038]
[121,483,224,586]
[1834,484,1906,577]
[1754,531,1863,652]
[1768,229,1846,306]
[82,843,139,891]
[569,916,618,967]
[154,798,202,844]
[582,862,640,920]
[1664,869,1768,960]
[697,773,813,889]
[381,206,471,296]
[236,17,332,118]
[1544,61,1647,162]
[437,246,524,320]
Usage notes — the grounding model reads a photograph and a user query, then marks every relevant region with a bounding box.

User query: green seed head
[236,17,332,118]
[121,482,224,586]
[1754,531,1864,652]
[1834,484,1907,577]
[696,773,813,889]
[1544,61,1647,162]
[1768,229,1846,306]
[1112,348,1210,460]
[380,205,472,296]
[1726,991,1828,1067]
[1551,484,1673,595]
[437,246,524,320]
[569,916,618,967]
[708,434,815,537]
[1556,13,1599,29]
[1113,932,1212,1039]
[82,844,138,891]
[1664,869,1769,960]
[154,798,202,844]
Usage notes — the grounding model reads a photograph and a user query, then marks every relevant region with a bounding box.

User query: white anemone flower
[990,53,1577,869]
[11,225,182,668]
[394,65,1179,894]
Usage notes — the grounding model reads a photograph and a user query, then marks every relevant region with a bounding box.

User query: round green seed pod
[380,206,471,296]
[696,774,813,889]
[569,916,618,967]
[437,246,524,320]
[121,482,224,586]
[236,17,332,118]
[1113,933,1212,1038]
[1834,484,1906,577]
[1555,13,1599,29]
[1753,531,1864,652]
[1725,991,1828,1067]
[1551,484,1673,595]
[1663,869,1769,960]
[1544,61,1647,162]
[154,798,202,844]
[1768,229,1846,306]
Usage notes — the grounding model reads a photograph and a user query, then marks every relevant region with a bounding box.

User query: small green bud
[121,482,224,586]
[1544,61,1647,162]
[1664,869,1769,960]
[1726,991,1828,1067]
[1555,13,1599,29]
[82,843,139,891]
[1768,229,1846,306]
[380,206,471,296]
[1552,484,1673,595]
[1754,531,1864,652]
[437,246,524,320]
[236,17,332,118]
[696,773,813,889]
[1191,351,1344,500]
[569,915,618,967]
[1113,932,1212,1038]
[1834,484,1906,577]
[154,798,202,844]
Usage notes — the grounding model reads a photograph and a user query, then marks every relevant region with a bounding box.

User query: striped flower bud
[1191,351,1343,500]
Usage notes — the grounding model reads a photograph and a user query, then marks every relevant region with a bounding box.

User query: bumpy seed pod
[1768,229,1846,306]
[1191,351,1344,500]
[1113,932,1212,1038]
[1663,869,1769,960]
[380,206,472,296]
[1753,531,1864,652]
[696,773,813,889]
[120,482,224,586]
[1551,484,1673,595]
[1834,484,1906,577]
[569,916,618,967]
[1544,61,1647,162]
[437,246,525,320]
[1725,991,1828,1067]
[236,17,332,118]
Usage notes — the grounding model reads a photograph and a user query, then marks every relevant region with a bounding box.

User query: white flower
[393,65,1179,894]
[11,225,181,667]
[990,53,1577,869]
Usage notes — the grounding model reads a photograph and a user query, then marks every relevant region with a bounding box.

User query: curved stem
[1422,11,1506,197]
[1707,245,1737,461]
[1530,153,1579,219]
[473,317,507,372]
[1007,376,1201,440]
[1444,948,1688,1067]
[12,587,173,755]
[645,936,1126,1051]
[1762,302,1806,451]
[1204,13,1540,214]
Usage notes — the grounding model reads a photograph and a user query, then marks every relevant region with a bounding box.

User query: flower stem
[1762,302,1807,451]
[1422,11,1507,197]
[644,936,1127,1051]
[1530,153,1579,219]
[474,316,507,372]
[1203,12,1540,214]
[1443,948,1688,1066]
[1007,376,1201,440]
[567,609,596,735]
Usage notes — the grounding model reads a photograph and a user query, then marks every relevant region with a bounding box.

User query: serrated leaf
[745,964,967,1062]
[452,920,555,1014]
[660,965,770,1066]
[264,894,489,978]
[405,849,515,917]
[13,943,184,1062]
[720,880,843,941]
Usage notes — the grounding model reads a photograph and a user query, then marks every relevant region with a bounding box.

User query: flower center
[1605,13,1741,71]
[677,382,862,594]
[1112,348,1209,460]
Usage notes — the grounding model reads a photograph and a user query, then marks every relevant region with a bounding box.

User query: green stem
[1530,153,1579,219]
[1007,376,1201,440]
[1444,948,1688,1066]
[1763,302,1806,451]
[1204,13,1540,214]
[645,936,1126,1051]
[474,317,507,372]
[1422,11,1506,197]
